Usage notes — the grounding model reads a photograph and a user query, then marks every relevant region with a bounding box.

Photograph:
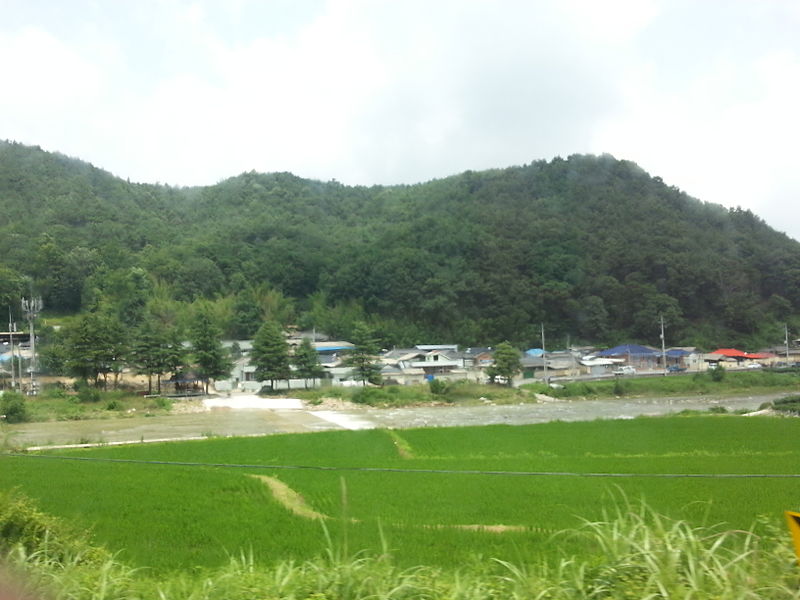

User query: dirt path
[252,475,328,520]
[252,474,528,533]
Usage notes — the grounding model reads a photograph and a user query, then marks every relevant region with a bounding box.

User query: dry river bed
[2,392,790,450]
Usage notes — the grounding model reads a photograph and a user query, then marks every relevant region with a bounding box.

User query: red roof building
[711,348,748,358]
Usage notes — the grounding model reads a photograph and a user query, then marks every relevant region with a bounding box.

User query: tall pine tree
[250,321,291,390]
[345,322,382,386]
[292,337,324,388]
[190,306,232,394]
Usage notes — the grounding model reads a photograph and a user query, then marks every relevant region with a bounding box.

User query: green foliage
[250,321,291,387]
[3,417,800,574]
[4,488,798,600]
[19,387,174,422]
[427,377,451,396]
[292,337,324,386]
[710,364,726,382]
[129,317,185,394]
[345,322,382,385]
[0,490,109,564]
[770,395,800,415]
[62,310,127,387]
[189,305,233,392]
[522,369,800,399]
[2,142,800,348]
[0,391,29,423]
[75,382,101,403]
[349,385,429,406]
[486,341,521,385]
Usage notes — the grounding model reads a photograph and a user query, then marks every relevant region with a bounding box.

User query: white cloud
[0,27,102,113]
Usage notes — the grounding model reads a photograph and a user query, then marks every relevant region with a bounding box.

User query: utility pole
[785,324,791,365]
[660,314,667,375]
[541,323,548,383]
[8,308,15,391]
[21,296,42,395]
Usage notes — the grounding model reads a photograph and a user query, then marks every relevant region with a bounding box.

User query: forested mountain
[1,139,799,349]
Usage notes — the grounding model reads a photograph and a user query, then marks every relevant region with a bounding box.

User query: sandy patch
[252,475,328,520]
[170,399,206,414]
[448,524,528,533]
[203,396,303,410]
[304,397,362,410]
[312,411,376,430]
[534,393,560,402]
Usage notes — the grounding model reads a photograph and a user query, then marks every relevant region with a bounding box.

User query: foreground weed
[552,498,800,599]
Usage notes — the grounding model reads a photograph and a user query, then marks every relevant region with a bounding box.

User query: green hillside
[1,140,799,348]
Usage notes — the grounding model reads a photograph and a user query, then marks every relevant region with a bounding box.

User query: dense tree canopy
[2,140,800,351]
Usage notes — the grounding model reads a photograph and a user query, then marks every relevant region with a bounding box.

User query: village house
[380,345,468,385]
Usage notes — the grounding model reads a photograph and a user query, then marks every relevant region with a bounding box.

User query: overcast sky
[2,0,799,240]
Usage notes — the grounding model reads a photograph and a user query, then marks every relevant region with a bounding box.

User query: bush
[709,364,726,382]
[0,490,107,562]
[0,391,29,424]
[772,395,800,415]
[350,385,428,406]
[428,378,450,396]
[148,396,172,410]
[75,383,101,403]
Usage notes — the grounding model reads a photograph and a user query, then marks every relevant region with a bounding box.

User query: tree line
[36,302,385,392]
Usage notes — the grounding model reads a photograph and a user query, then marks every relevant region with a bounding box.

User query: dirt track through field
[253,474,529,533]
[252,475,328,520]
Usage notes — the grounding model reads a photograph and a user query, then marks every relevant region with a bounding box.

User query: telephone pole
[8,308,16,391]
[785,324,791,365]
[541,323,548,383]
[660,314,667,375]
[21,296,42,395]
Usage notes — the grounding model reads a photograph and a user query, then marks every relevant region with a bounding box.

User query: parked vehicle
[667,365,687,373]
[612,365,636,376]
[746,363,763,369]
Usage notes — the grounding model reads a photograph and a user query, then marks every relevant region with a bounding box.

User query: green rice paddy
[2,415,799,571]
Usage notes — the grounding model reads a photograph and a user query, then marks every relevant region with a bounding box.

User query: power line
[5,453,800,479]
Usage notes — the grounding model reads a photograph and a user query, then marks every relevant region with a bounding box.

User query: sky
[1,0,799,240]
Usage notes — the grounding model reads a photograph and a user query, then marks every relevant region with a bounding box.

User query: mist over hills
[1,139,798,349]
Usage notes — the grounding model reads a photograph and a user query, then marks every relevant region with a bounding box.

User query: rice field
[1,415,800,571]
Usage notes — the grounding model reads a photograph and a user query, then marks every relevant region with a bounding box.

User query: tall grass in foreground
[3,491,799,599]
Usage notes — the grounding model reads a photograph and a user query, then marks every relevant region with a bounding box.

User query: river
[2,392,787,450]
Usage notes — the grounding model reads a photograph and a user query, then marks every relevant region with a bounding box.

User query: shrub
[710,364,726,382]
[0,490,108,563]
[428,378,450,396]
[149,396,172,410]
[0,391,29,424]
[772,395,800,415]
[350,386,380,405]
[75,383,101,403]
